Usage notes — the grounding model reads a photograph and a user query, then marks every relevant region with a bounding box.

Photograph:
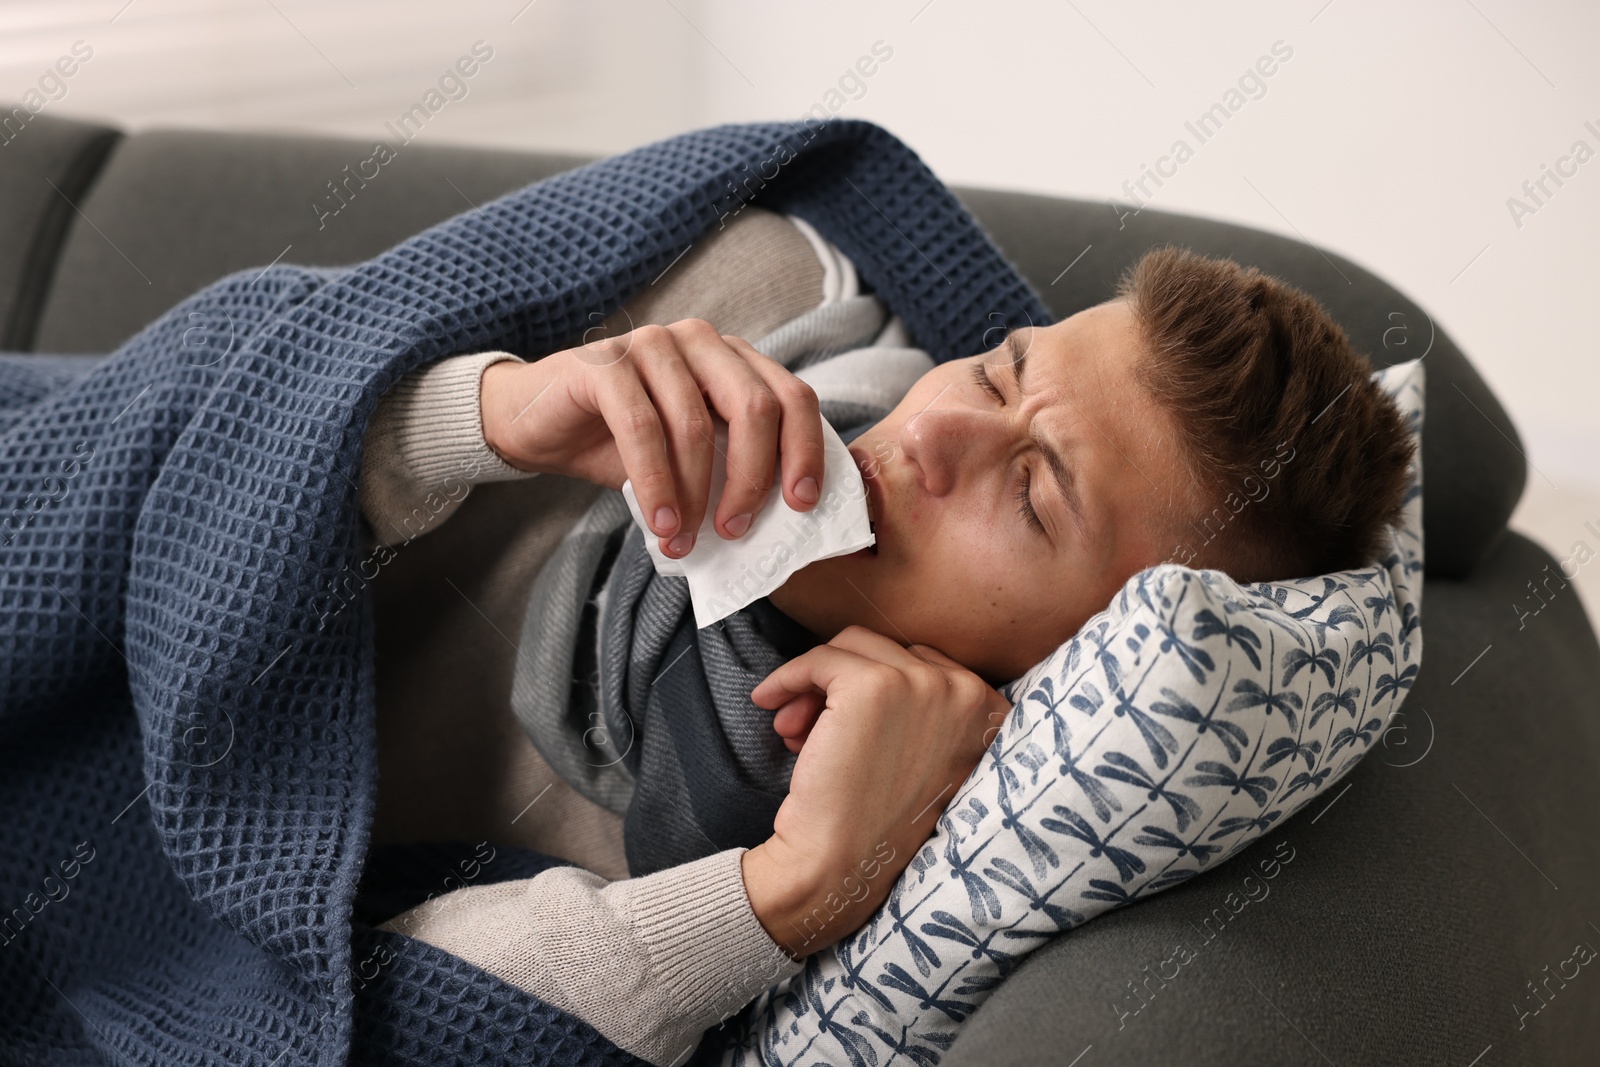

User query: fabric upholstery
[0,113,120,349]
[31,127,592,355]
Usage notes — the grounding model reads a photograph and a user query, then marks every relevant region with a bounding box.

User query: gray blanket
[511,294,897,875]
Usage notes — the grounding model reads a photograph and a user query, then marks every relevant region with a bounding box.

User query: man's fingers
[829,625,954,680]
[588,319,831,560]
[674,324,781,538]
[594,365,680,540]
[905,642,965,671]
[724,334,826,516]
[634,333,717,557]
[771,691,825,739]
[752,644,875,709]
[788,625,968,695]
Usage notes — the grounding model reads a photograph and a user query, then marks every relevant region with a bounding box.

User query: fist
[741,626,1014,957]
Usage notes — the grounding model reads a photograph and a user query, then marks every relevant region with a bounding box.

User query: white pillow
[725,359,1426,1066]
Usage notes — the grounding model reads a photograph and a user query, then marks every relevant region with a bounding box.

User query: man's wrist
[742,837,889,960]
[479,358,533,471]
[741,840,826,960]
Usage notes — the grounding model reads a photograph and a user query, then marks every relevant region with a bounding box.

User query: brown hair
[1117,246,1415,582]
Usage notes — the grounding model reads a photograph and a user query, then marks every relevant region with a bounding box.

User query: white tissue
[620,418,874,628]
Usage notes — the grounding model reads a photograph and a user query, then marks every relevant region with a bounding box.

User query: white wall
[4,0,1597,622]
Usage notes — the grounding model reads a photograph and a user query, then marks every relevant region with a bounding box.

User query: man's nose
[900,403,1009,497]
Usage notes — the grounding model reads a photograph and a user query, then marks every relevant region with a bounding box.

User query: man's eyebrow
[1004,328,1092,544]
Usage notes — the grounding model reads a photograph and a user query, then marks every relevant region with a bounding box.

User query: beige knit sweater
[358,208,848,1066]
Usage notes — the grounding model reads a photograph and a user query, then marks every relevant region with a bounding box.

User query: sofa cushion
[0,113,120,350]
[31,127,591,357]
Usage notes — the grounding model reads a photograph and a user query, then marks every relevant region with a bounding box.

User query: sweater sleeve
[376,847,803,1067]
[357,350,535,549]
[358,207,842,552]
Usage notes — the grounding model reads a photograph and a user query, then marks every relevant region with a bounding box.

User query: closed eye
[970,360,1004,403]
[971,361,1048,537]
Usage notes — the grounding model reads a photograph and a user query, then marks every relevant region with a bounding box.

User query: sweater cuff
[611,847,804,1058]
[380,350,536,488]
[359,350,537,548]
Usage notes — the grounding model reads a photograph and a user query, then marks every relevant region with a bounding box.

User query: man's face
[768,299,1203,683]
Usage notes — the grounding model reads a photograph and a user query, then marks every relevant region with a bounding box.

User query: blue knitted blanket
[0,118,1050,1066]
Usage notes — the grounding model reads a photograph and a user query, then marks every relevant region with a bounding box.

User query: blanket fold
[0,118,1050,1066]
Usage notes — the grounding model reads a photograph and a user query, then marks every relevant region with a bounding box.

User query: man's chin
[768,549,876,643]
[773,548,878,613]
[791,553,859,587]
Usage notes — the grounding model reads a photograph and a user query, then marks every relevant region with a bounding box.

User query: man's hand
[479,319,827,559]
[740,626,1013,959]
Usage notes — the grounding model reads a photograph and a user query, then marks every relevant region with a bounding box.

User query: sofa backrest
[18,124,589,358]
[0,113,119,351]
[0,113,1522,579]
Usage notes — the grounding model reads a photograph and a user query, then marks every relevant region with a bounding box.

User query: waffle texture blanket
[0,118,1049,1066]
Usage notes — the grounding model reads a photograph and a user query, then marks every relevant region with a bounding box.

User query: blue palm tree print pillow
[723,359,1426,1067]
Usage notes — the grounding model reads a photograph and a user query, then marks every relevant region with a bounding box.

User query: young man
[480,251,1413,686]
[363,211,1413,1065]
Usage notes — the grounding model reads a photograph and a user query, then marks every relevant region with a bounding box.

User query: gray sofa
[4,113,1596,1064]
